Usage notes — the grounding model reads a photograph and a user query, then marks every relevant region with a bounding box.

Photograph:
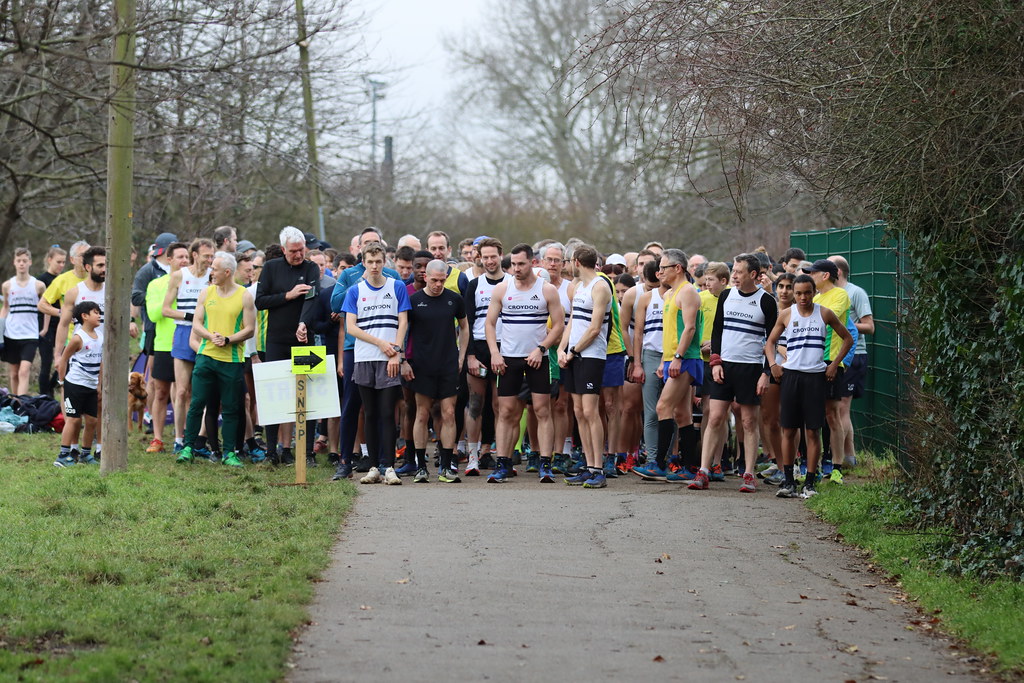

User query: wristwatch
[673,353,683,360]
[537,344,547,353]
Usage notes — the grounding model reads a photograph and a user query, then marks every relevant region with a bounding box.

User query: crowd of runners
[1,224,874,497]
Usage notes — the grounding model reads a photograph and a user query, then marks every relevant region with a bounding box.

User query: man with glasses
[632,249,703,481]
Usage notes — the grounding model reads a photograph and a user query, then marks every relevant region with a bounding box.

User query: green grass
[0,432,355,682]
[807,469,1024,675]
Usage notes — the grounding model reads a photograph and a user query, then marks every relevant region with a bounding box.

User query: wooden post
[100,0,136,475]
[294,374,308,484]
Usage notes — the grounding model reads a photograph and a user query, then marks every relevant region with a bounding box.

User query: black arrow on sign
[294,350,324,370]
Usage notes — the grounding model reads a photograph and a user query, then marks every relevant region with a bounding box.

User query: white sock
[457,439,466,453]
[563,438,573,454]
[360,443,369,457]
[94,442,102,454]
[469,442,480,458]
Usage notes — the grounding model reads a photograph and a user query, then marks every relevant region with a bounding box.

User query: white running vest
[353,278,401,363]
[175,267,211,326]
[783,304,827,372]
[642,288,664,353]
[4,276,40,339]
[567,277,609,359]
[720,287,769,364]
[471,274,511,341]
[66,327,103,389]
[499,277,548,358]
[555,278,571,317]
[75,282,106,333]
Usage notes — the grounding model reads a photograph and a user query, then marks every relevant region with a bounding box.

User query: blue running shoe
[487,467,510,483]
[799,460,807,477]
[666,468,697,482]
[194,446,213,460]
[582,471,607,488]
[821,459,834,476]
[710,464,726,482]
[79,454,99,465]
[173,442,184,455]
[565,469,593,486]
[249,447,268,464]
[765,469,785,486]
[394,460,417,476]
[551,454,567,474]
[526,452,540,472]
[602,454,619,478]
[539,461,555,483]
[631,463,668,481]
[53,455,77,468]
[566,453,585,476]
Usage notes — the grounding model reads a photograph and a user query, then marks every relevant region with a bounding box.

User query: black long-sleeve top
[254,257,320,347]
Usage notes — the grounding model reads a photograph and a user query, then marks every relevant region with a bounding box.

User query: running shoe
[822,459,834,476]
[80,454,99,465]
[617,453,637,474]
[800,480,818,498]
[383,467,402,485]
[487,467,509,483]
[829,469,844,485]
[687,470,710,490]
[709,464,726,482]
[394,460,417,476]
[764,469,785,486]
[666,467,697,482]
[249,447,268,464]
[394,443,406,460]
[360,466,383,484]
[53,454,77,468]
[538,461,555,483]
[306,454,318,469]
[173,442,184,455]
[757,463,778,479]
[843,455,857,468]
[175,446,194,464]
[564,469,593,486]
[631,463,668,481]
[479,453,496,470]
[526,452,540,473]
[194,446,213,460]
[438,469,461,483]
[414,468,429,483]
[222,452,244,468]
[582,472,607,488]
[776,483,798,498]
[145,438,165,453]
[667,457,683,473]
[551,454,568,474]
[739,472,757,493]
[327,452,340,466]
[331,462,353,481]
[354,455,373,472]
[279,450,296,466]
[603,454,619,478]
[465,454,481,476]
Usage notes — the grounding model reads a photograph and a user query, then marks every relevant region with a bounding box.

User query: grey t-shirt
[844,281,872,355]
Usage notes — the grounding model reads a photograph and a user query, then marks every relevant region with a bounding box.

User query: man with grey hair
[397,234,421,250]
[541,240,574,472]
[176,251,256,467]
[687,254,708,280]
[254,226,321,465]
[402,259,469,482]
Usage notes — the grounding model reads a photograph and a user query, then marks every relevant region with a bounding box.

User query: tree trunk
[100,0,136,475]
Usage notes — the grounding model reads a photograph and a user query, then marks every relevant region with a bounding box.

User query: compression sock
[414,448,427,470]
[784,464,795,487]
[440,447,454,472]
[656,418,676,470]
[678,424,698,471]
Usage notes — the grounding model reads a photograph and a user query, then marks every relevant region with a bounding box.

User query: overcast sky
[350,0,487,159]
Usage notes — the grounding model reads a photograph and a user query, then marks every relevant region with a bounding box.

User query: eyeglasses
[657,264,681,271]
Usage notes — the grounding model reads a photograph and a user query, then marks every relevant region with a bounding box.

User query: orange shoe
[146,438,165,453]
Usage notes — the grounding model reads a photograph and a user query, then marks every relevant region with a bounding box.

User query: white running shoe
[384,467,402,485]
[465,453,480,476]
[360,466,382,484]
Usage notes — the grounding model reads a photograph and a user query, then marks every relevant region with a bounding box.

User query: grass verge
[0,432,355,682]
[807,465,1024,676]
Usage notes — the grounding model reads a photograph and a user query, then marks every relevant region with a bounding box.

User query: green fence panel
[790,221,905,456]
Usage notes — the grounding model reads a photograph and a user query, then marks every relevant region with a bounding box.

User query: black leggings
[358,384,401,470]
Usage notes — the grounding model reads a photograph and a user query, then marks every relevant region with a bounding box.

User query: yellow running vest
[198,285,246,363]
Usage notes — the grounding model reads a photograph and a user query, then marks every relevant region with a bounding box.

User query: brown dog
[128,372,148,433]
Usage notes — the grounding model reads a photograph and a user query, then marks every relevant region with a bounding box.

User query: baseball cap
[472,235,492,246]
[802,259,839,278]
[605,253,627,266]
[153,232,178,256]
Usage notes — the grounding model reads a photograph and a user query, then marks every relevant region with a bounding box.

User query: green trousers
[184,354,244,454]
